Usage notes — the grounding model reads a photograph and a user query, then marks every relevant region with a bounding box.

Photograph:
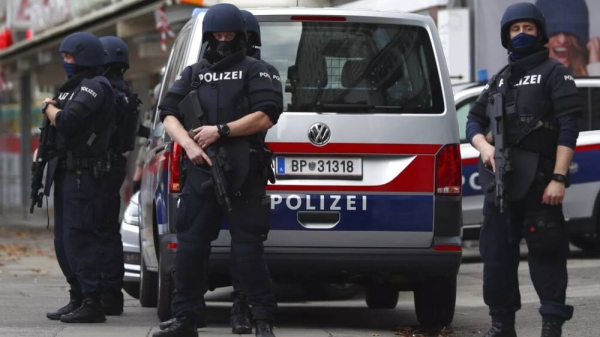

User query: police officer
[98,35,138,316]
[466,3,580,337]
[43,32,115,323]
[153,3,280,337]
[228,9,283,335]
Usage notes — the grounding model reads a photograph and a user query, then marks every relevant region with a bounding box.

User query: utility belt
[60,152,110,179]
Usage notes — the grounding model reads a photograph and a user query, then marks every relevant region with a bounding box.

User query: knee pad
[522,213,567,258]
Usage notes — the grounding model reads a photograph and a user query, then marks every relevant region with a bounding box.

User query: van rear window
[260,21,445,114]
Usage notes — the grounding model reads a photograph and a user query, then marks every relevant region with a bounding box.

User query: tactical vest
[109,83,142,155]
[182,55,269,195]
[488,58,562,158]
[55,76,114,158]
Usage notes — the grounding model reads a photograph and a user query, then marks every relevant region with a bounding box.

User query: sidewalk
[0,207,55,230]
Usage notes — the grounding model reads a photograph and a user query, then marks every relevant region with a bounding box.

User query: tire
[305,283,362,301]
[139,253,158,307]
[414,274,457,327]
[365,285,399,309]
[569,235,600,254]
[157,256,175,321]
[123,281,140,299]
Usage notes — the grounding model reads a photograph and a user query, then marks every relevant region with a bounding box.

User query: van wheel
[157,257,175,321]
[569,234,600,254]
[365,285,399,309]
[139,253,158,307]
[414,274,456,327]
[123,281,140,299]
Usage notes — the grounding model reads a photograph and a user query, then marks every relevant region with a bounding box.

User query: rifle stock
[179,91,233,211]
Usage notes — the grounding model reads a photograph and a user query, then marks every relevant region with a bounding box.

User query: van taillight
[435,144,461,196]
[169,142,183,193]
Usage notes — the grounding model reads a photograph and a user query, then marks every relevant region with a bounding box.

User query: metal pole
[0,88,5,215]
[19,73,32,219]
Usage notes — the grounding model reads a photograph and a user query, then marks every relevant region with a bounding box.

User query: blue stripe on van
[267,194,434,232]
[461,147,600,197]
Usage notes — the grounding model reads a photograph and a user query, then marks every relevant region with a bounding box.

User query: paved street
[1,214,599,337]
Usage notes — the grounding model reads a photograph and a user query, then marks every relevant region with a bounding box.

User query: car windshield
[259,21,445,114]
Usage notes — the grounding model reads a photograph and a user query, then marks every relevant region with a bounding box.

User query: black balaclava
[508,29,544,61]
[246,33,259,57]
[206,34,244,63]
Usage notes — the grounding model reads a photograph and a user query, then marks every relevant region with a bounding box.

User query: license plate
[275,156,362,179]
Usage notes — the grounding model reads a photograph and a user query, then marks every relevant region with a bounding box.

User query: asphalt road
[1,223,599,337]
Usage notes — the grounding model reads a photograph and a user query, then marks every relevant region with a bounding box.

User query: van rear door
[212,9,461,249]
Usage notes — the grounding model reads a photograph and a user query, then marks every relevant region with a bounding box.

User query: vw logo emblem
[308,123,331,146]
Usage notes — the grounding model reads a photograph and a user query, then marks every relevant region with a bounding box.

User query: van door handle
[297,211,340,229]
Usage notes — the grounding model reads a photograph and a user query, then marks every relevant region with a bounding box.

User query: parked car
[138,7,463,327]
[119,191,141,299]
[456,78,600,253]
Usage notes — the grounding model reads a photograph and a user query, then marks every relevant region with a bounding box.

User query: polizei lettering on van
[198,71,243,83]
[271,194,368,211]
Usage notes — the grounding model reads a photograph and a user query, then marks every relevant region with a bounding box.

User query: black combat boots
[255,320,276,337]
[101,291,124,316]
[159,306,208,331]
[541,316,564,337]
[153,315,197,337]
[483,321,517,337]
[60,296,106,323]
[230,295,252,334]
[46,297,82,320]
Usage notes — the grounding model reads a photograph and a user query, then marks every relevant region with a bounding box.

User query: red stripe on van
[268,155,435,193]
[267,142,443,155]
[576,144,600,152]
[461,143,600,166]
[462,157,478,165]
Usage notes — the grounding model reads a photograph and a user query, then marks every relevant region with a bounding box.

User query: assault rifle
[487,92,513,213]
[30,114,56,213]
[179,91,233,211]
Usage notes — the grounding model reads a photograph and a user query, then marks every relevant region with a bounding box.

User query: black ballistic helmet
[500,2,549,49]
[59,32,105,67]
[201,3,247,44]
[100,36,130,69]
[241,10,261,47]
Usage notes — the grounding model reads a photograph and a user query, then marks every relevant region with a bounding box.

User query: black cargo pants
[99,156,127,305]
[171,169,277,322]
[480,167,574,325]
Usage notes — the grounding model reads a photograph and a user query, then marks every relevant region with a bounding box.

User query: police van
[456,79,600,252]
[139,7,463,326]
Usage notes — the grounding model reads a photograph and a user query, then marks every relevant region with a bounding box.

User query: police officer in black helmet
[43,32,115,323]
[240,10,283,120]
[98,35,139,316]
[227,9,283,335]
[466,3,580,337]
[153,3,279,337]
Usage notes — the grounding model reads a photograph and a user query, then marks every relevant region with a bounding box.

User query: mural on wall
[475,0,600,78]
[0,101,44,136]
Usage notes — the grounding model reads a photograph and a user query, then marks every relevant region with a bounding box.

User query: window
[577,87,600,132]
[152,26,193,137]
[259,22,444,113]
[456,96,478,143]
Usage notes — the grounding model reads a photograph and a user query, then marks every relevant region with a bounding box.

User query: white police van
[139,7,463,326]
[456,79,600,252]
